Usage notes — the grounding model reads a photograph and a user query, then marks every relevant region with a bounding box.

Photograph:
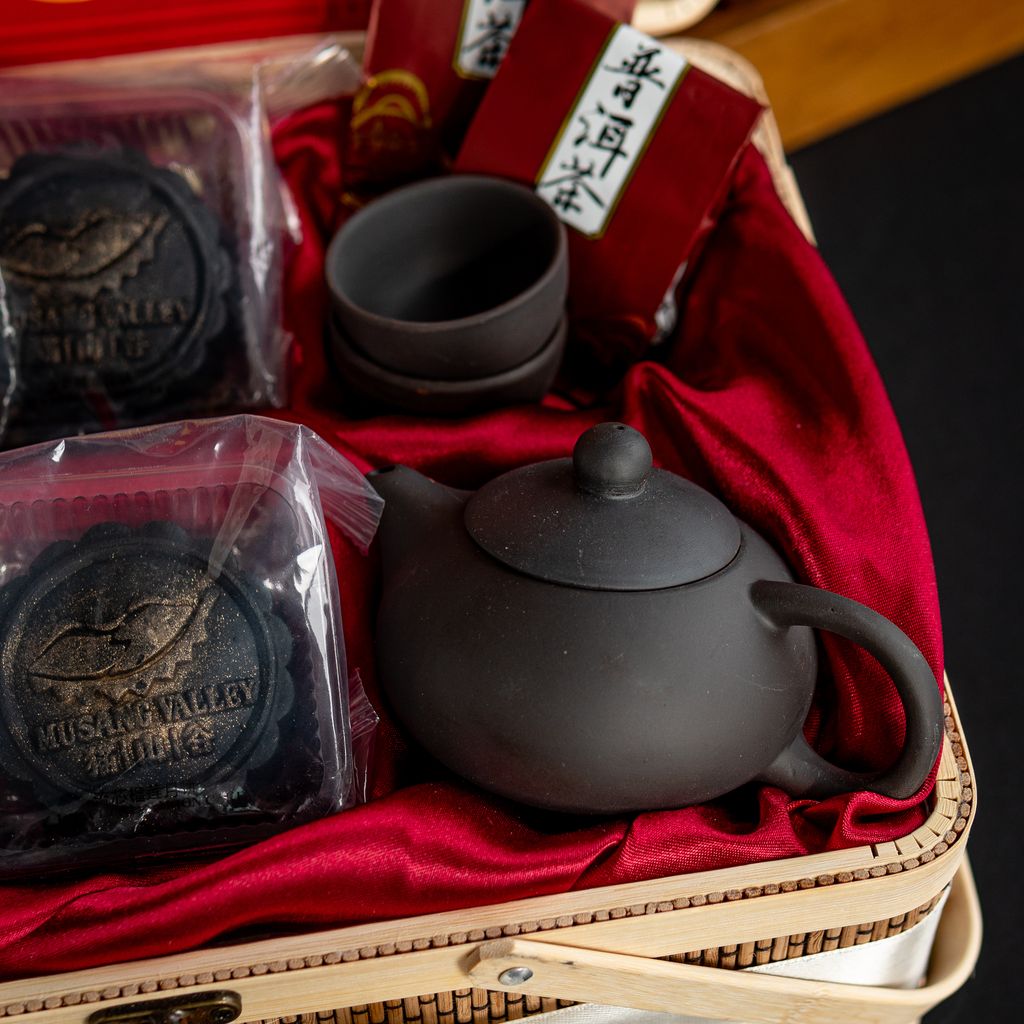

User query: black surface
[751,579,944,801]
[790,52,1024,1022]
[326,174,567,381]
[327,309,567,415]
[466,423,743,590]
[0,149,230,403]
[0,521,282,800]
[0,521,334,879]
[371,460,824,814]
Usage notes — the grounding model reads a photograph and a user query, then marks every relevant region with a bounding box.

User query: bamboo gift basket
[0,6,981,1024]
[0,688,978,1024]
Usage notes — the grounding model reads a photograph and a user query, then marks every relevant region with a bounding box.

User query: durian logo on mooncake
[27,586,217,703]
[0,208,171,298]
[0,522,291,801]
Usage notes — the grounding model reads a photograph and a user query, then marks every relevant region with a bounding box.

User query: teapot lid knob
[573,423,652,498]
[465,421,741,591]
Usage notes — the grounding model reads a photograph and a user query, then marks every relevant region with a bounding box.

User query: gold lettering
[94,710,116,739]
[113,706,136,735]
[99,301,119,328]
[122,331,149,358]
[85,740,120,777]
[156,695,175,723]
[117,736,135,772]
[35,723,62,753]
[181,723,213,757]
[204,685,225,713]
[34,335,62,365]
[168,725,184,762]
[176,693,195,721]
[58,720,75,748]
[76,334,103,363]
[151,731,169,763]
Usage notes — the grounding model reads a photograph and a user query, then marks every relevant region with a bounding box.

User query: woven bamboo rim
[0,689,973,1018]
[272,890,947,1024]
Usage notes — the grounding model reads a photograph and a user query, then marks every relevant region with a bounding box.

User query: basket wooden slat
[279,888,948,1024]
[0,684,975,1023]
[460,865,979,1024]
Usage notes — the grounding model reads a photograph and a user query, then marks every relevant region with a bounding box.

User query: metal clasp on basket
[87,991,241,1024]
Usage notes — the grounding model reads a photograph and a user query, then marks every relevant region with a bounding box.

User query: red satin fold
[0,104,942,979]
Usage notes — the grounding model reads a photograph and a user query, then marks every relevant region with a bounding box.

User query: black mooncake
[0,521,310,869]
[0,149,234,426]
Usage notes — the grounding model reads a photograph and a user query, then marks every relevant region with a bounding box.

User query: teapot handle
[750,580,944,801]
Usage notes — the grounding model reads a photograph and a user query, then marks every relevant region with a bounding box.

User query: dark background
[788,52,1023,1022]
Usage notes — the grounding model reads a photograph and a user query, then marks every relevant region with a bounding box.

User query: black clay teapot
[369,423,943,815]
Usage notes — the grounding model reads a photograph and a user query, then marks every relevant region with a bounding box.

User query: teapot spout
[368,465,468,578]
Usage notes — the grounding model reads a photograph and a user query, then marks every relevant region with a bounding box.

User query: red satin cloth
[0,103,943,977]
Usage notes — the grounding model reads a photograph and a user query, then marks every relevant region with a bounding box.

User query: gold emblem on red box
[347,69,438,190]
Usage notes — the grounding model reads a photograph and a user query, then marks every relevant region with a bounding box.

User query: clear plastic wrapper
[0,66,289,447]
[347,669,380,804]
[0,414,383,877]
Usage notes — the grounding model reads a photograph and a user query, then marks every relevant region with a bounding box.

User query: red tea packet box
[455,0,764,367]
[350,0,637,184]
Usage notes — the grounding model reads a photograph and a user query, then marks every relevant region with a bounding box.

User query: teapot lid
[465,423,741,591]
